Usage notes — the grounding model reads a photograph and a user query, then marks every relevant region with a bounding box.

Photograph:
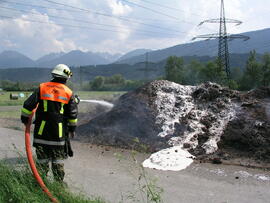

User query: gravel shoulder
[1,127,270,203]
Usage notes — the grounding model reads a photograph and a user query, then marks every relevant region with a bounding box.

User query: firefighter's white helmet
[51,64,72,79]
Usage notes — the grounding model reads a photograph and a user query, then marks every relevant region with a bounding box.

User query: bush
[89,75,144,91]
[0,80,38,91]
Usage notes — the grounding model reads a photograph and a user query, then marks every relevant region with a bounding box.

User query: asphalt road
[1,127,270,203]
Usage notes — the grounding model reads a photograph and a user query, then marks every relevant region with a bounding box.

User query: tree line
[165,50,270,90]
[87,74,144,91]
[1,50,269,92]
[0,80,39,91]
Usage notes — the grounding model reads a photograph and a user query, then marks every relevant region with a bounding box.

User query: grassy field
[0,91,125,106]
[0,91,125,129]
[0,91,30,106]
[0,91,124,114]
[75,91,125,102]
[0,106,20,119]
[0,162,105,203]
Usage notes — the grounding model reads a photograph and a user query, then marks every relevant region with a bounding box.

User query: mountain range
[115,28,270,65]
[0,50,122,68]
[0,28,270,69]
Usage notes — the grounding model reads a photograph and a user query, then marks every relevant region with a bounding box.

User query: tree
[230,67,243,82]
[240,50,262,90]
[261,53,270,86]
[165,56,184,84]
[91,76,105,90]
[109,74,125,85]
[184,60,203,85]
[199,60,226,84]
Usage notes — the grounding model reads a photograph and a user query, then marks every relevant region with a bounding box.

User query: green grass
[0,162,105,203]
[74,91,125,101]
[0,92,30,106]
[0,91,125,106]
[0,91,125,118]
[0,106,21,119]
[0,91,125,130]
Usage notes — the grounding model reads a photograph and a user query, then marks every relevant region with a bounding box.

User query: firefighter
[21,64,78,182]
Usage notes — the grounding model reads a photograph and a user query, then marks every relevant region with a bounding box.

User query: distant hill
[118,28,270,65]
[37,50,112,67]
[0,53,257,83]
[36,52,65,65]
[0,51,36,68]
[117,49,152,62]
[96,52,122,63]
[0,50,122,69]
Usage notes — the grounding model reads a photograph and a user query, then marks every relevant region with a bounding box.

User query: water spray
[80,99,114,108]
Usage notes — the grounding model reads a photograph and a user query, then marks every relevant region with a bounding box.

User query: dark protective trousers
[36,145,67,182]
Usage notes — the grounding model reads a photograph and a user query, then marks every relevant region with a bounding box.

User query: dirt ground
[1,127,270,203]
[1,98,270,203]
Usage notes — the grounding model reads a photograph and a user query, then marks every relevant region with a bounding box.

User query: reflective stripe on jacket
[21,80,78,148]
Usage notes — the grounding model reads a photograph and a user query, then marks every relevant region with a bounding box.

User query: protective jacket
[21,79,78,149]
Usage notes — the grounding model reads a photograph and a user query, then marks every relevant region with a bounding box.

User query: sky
[0,0,269,59]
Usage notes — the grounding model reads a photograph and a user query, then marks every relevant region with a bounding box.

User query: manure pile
[78,80,270,170]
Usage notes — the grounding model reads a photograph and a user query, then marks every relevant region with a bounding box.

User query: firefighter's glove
[74,95,80,104]
[69,131,75,139]
[21,115,29,125]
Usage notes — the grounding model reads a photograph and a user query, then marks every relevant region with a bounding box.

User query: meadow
[0,91,125,129]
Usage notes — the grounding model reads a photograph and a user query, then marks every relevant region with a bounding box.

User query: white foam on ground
[80,99,114,108]
[143,82,237,171]
[234,171,252,178]
[235,171,270,181]
[209,169,227,176]
[155,82,195,138]
[202,102,237,154]
[254,174,270,181]
[142,146,194,171]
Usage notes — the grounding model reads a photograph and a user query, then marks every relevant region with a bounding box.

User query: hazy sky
[0,0,269,59]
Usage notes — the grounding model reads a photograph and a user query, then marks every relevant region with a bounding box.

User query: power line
[40,0,187,33]
[137,0,203,18]
[2,0,185,34]
[193,0,249,78]
[0,14,185,38]
[0,15,122,33]
[42,0,219,35]
[121,0,217,32]
[121,0,179,20]
[0,5,183,36]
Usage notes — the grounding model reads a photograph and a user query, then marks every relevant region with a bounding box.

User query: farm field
[0,91,125,129]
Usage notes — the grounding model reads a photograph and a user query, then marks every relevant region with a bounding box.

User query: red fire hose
[25,112,59,203]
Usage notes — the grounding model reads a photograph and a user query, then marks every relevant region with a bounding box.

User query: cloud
[1,40,17,48]
[0,10,77,59]
[0,0,269,59]
[107,0,132,15]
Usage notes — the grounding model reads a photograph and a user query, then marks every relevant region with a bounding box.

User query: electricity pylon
[138,52,156,82]
[144,52,149,81]
[192,0,249,78]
